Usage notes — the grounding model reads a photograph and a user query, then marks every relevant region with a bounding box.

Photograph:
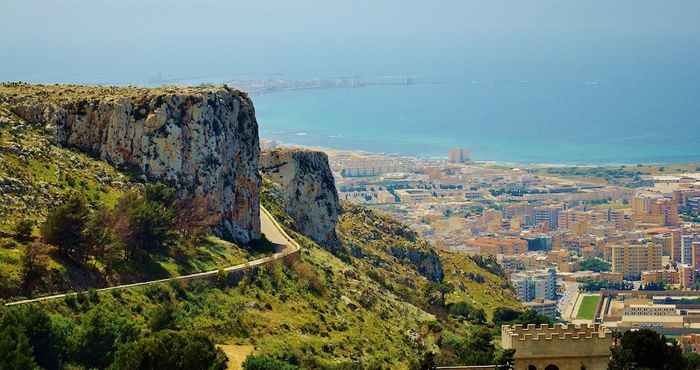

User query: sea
[253,72,700,165]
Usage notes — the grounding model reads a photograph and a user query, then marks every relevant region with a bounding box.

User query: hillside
[0,104,264,299]
[0,82,261,244]
[0,84,524,370]
[336,203,521,321]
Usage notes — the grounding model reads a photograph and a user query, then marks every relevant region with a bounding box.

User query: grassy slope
[37,186,438,369]
[439,251,521,320]
[0,107,259,298]
[335,202,521,321]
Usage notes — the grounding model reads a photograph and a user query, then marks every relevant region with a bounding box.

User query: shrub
[149,304,176,332]
[13,219,34,242]
[144,285,172,303]
[112,330,227,370]
[291,260,326,296]
[87,288,99,304]
[243,354,300,370]
[448,301,485,323]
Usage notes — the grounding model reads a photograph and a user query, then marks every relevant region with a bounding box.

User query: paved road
[4,206,300,307]
[559,281,580,321]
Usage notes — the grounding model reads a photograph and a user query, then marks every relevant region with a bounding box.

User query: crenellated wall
[502,324,613,370]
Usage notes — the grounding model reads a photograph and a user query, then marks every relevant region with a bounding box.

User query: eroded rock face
[260,149,340,248]
[1,84,260,244]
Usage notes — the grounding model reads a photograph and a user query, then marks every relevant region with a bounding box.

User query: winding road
[4,205,300,307]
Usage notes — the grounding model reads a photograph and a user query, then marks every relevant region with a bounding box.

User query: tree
[174,196,216,244]
[0,305,65,370]
[20,242,49,294]
[579,258,611,272]
[608,329,687,370]
[415,351,437,370]
[175,197,217,243]
[144,183,177,207]
[687,352,700,370]
[70,305,139,369]
[41,193,90,261]
[493,307,522,326]
[427,281,454,307]
[112,330,227,370]
[83,204,117,261]
[512,309,552,326]
[114,189,176,260]
[13,219,34,242]
[0,325,37,370]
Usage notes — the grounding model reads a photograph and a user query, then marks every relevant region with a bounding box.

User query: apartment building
[632,193,680,226]
[534,205,561,230]
[467,237,527,256]
[511,268,557,302]
[610,243,662,280]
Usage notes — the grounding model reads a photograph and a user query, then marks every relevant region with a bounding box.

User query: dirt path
[219,344,255,370]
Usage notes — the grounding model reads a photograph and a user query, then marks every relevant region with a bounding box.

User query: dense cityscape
[266,138,700,362]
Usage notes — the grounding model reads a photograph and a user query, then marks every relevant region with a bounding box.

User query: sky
[1,1,699,83]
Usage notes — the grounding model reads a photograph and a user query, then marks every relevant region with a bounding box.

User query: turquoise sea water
[254,75,700,165]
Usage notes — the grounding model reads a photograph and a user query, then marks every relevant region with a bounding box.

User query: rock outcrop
[337,204,444,282]
[260,148,340,248]
[0,83,260,244]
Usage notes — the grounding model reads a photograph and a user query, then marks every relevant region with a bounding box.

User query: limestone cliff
[260,148,340,248]
[0,83,260,243]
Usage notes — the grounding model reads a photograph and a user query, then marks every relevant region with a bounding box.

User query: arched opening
[528,366,538,370]
[545,365,559,370]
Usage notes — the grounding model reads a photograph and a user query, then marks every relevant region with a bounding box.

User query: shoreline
[261,137,700,169]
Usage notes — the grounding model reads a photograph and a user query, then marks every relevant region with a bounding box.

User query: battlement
[501,324,612,349]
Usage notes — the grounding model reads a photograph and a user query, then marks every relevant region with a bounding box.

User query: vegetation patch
[576,295,600,320]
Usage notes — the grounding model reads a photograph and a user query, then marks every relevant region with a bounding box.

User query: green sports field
[576,295,601,320]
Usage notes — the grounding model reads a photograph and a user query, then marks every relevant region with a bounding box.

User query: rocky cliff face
[260,148,340,248]
[0,83,260,244]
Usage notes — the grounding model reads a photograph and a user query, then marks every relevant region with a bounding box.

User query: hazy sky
[2,0,699,83]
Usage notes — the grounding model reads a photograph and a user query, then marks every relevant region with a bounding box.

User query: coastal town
[264,139,700,351]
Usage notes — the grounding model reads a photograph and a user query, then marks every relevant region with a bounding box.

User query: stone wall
[1,84,260,244]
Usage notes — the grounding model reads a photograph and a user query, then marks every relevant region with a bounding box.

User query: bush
[492,307,521,326]
[149,304,176,331]
[291,260,326,296]
[87,288,99,304]
[13,219,34,242]
[112,330,227,370]
[448,301,485,323]
[243,354,299,370]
